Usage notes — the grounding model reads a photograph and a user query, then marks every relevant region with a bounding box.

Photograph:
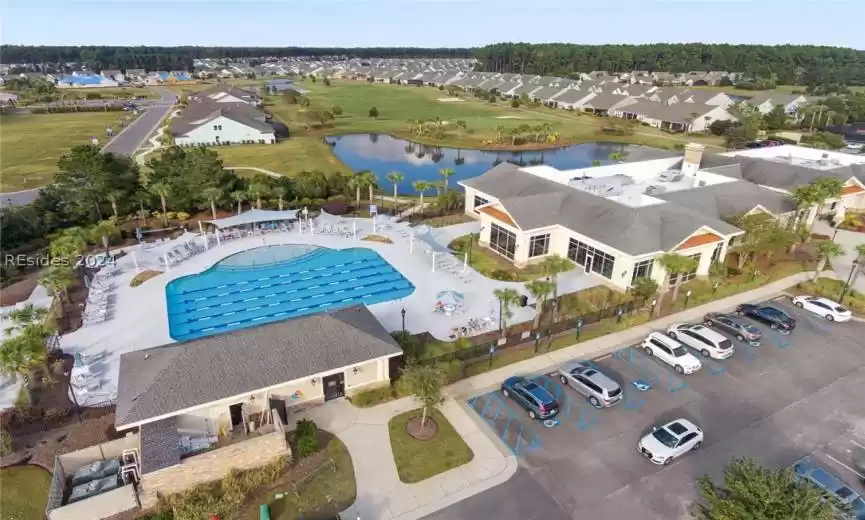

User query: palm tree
[813,177,845,222]
[40,265,76,321]
[0,334,46,406]
[271,185,288,211]
[202,187,223,219]
[386,171,404,200]
[148,182,171,227]
[493,288,521,338]
[439,168,455,192]
[455,120,467,137]
[790,184,822,230]
[358,171,378,203]
[510,127,521,145]
[658,253,699,307]
[495,125,506,143]
[49,228,87,262]
[348,176,362,209]
[525,279,554,329]
[540,254,572,322]
[89,219,118,251]
[248,182,270,210]
[813,241,844,281]
[106,190,124,219]
[231,190,247,215]
[6,304,48,332]
[413,180,432,216]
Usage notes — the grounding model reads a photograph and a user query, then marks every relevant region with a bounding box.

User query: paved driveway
[425,298,865,520]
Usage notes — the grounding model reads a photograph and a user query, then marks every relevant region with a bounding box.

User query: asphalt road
[101,86,175,156]
[0,87,176,208]
[424,298,865,520]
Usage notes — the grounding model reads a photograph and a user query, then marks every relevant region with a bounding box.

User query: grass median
[388,408,474,483]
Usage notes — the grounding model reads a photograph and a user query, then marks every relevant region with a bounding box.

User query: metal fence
[418,297,648,367]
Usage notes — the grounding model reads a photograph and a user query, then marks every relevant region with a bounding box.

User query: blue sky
[3,0,863,49]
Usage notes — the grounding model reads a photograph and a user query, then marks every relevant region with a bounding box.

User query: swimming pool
[165,245,415,341]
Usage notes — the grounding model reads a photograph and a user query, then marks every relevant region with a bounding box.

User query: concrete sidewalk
[295,271,811,520]
[293,395,517,520]
[447,271,813,397]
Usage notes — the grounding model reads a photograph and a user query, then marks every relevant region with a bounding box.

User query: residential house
[580,92,636,115]
[124,69,146,82]
[112,305,402,509]
[744,92,810,115]
[191,84,260,105]
[529,85,567,106]
[615,100,736,132]
[173,86,276,146]
[100,69,124,82]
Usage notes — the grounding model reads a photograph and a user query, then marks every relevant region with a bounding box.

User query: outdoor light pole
[684,290,692,308]
[839,260,860,303]
[401,308,406,333]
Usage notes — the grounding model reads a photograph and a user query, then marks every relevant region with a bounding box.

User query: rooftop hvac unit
[644,185,667,195]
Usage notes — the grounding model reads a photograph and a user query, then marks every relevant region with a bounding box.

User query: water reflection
[324,134,645,195]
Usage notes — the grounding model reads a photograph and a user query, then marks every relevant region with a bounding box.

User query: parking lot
[427,298,865,520]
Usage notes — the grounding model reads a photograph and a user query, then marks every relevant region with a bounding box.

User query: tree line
[0,45,475,72]
[474,43,865,86]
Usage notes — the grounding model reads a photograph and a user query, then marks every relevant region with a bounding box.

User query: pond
[325,134,673,195]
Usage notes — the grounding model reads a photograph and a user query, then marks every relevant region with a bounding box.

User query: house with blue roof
[57,74,119,88]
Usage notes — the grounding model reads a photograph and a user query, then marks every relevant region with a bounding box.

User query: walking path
[814,220,865,292]
[292,271,813,520]
[294,398,516,520]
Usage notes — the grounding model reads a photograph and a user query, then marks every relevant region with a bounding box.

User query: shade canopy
[206,209,298,229]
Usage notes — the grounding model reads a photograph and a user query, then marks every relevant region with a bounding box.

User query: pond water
[324,134,671,195]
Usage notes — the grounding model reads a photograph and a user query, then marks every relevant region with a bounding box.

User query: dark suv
[501,376,559,420]
[736,304,796,333]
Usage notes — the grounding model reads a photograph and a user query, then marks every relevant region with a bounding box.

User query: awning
[206,209,298,229]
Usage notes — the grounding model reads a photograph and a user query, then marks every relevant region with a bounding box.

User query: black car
[735,304,796,333]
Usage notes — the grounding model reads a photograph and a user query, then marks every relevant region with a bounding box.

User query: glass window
[631,258,654,285]
[567,238,616,279]
[529,234,550,258]
[489,223,516,260]
[670,254,700,285]
[473,195,489,214]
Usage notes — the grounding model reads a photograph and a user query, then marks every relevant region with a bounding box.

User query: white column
[163,253,170,271]
[352,219,357,240]
[372,214,377,234]
[131,252,140,273]
[216,230,221,247]
[431,251,436,272]
[198,220,204,235]
[463,252,468,271]
[409,234,414,254]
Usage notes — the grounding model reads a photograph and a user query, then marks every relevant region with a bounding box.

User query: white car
[641,332,703,374]
[666,323,734,360]
[791,295,852,322]
[638,418,703,465]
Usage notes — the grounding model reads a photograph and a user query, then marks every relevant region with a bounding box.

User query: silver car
[557,361,623,408]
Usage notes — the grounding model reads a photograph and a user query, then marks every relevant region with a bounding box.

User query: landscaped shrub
[349,384,401,407]
[0,429,12,455]
[294,419,319,458]
[490,269,518,281]
[159,457,286,520]
[175,212,190,221]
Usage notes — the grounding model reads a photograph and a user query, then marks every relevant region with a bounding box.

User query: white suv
[666,323,734,360]
[641,332,702,374]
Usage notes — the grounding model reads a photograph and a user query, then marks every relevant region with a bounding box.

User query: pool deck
[58,213,600,407]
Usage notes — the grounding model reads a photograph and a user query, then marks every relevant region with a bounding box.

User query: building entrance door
[322,373,345,401]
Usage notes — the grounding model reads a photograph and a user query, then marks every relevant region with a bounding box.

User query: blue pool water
[166,245,415,341]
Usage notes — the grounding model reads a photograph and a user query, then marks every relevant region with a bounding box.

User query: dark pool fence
[417,297,648,367]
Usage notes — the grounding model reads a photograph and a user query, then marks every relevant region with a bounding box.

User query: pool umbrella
[74,352,86,368]
[435,290,465,309]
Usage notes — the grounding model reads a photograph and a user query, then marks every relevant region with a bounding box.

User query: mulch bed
[2,411,119,471]
[0,271,41,306]
[405,416,438,441]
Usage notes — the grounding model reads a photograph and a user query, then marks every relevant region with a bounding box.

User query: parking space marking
[467,393,542,456]
[737,344,759,363]
[611,347,688,393]
[536,375,599,430]
[585,360,646,410]
[769,330,793,349]
[701,356,728,376]
[823,453,865,481]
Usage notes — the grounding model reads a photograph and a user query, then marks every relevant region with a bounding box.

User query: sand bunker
[437,97,463,103]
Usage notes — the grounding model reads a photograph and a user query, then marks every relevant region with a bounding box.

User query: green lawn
[388,408,474,483]
[449,234,559,281]
[0,112,129,191]
[58,86,156,100]
[215,78,725,176]
[0,465,52,520]
[233,437,355,520]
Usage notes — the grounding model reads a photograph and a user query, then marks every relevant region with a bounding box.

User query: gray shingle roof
[462,167,741,256]
[140,417,180,474]
[727,157,852,191]
[531,86,566,100]
[655,180,797,219]
[116,305,402,428]
[172,101,273,137]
